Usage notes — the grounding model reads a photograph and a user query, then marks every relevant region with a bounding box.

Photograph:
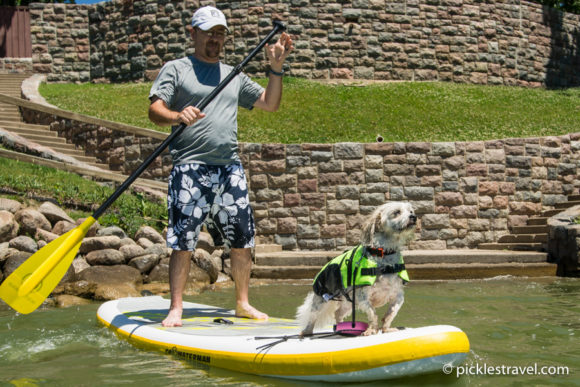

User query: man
[148,6,293,327]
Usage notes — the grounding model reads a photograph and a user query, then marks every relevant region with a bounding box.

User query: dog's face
[361,202,417,248]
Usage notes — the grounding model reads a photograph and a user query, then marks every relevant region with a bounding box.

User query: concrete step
[50,146,85,155]
[527,217,548,226]
[0,120,48,130]
[0,106,21,113]
[255,249,549,267]
[0,113,22,120]
[498,234,547,243]
[555,200,580,209]
[477,242,545,251]
[511,225,548,234]
[255,251,340,267]
[254,244,283,254]
[405,262,556,280]
[542,208,563,217]
[4,127,58,137]
[252,261,556,280]
[15,134,67,144]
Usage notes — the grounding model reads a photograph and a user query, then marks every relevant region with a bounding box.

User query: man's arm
[253,32,294,112]
[148,97,205,127]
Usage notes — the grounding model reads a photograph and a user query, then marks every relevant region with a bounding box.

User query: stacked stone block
[88,0,198,82]
[28,3,91,82]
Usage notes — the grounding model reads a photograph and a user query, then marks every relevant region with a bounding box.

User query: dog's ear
[362,209,383,244]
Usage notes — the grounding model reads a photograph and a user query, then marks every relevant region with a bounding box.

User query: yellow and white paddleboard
[97,296,469,382]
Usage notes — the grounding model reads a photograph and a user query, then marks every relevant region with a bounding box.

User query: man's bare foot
[162,308,183,327]
[235,302,268,320]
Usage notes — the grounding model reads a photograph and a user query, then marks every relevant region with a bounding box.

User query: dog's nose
[409,214,417,224]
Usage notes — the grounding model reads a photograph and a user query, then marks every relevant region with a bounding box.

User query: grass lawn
[39,78,580,144]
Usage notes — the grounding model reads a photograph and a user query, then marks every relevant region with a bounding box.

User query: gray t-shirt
[149,56,264,165]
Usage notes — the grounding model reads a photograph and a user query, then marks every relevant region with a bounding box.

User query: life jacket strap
[360,263,406,276]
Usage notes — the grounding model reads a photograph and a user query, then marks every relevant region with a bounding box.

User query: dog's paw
[381,327,400,333]
[300,329,313,338]
[362,327,379,336]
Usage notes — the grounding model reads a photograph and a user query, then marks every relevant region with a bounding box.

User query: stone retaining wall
[23,0,580,87]
[244,137,580,250]
[18,98,580,251]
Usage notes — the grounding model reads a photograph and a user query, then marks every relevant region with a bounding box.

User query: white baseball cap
[191,6,229,32]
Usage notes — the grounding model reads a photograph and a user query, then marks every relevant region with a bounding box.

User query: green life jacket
[313,245,409,301]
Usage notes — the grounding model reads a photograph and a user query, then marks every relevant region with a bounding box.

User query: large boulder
[52,220,76,235]
[128,254,159,274]
[2,251,33,277]
[77,265,142,287]
[85,249,125,266]
[3,250,74,283]
[53,294,93,308]
[97,226,127,239]
[0,242,10,264]
[148,261,170,283]
[148,260,210,288]
[35,228,59,243]
[75,218,100,237]
[197,231,215,254]
[0,210,19,242]
[0,198,22,213]
[57,280,97,298]
[38,201,74,224]
[119,244,146,262]
[8,235,38,253]
[134,226,164,244]
[136,238,154,249]
[72,257,90,275]
[94,283,141,301]
[79,236,121,254]
[193,249,219,284]
[14,208,51,235]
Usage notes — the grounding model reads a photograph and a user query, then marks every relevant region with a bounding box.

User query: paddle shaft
[92,20,286,219]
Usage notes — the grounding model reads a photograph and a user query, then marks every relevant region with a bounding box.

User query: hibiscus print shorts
[166,163,255,251]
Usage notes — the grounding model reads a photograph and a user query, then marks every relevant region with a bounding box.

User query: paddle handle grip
[92,21,286,220]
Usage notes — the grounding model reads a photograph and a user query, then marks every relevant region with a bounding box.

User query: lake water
[1,276,578,386]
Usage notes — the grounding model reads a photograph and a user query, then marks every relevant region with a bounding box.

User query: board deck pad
[120,299,302,337]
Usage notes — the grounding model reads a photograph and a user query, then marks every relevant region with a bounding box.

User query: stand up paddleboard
[97,296,469,382]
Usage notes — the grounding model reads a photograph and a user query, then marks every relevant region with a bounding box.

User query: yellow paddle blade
[0,217,96,314]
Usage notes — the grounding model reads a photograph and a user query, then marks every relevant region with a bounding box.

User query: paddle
[0,21,287,314]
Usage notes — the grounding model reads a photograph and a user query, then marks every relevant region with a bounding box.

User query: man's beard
[204,42,221,60]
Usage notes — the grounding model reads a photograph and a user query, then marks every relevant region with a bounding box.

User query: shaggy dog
[296,202,417,336]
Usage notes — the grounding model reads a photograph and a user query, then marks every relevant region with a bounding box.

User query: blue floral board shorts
[166,163,255,251]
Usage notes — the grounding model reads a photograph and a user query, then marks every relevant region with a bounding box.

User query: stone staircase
[0,73,109,169]
[478,194,580,252]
